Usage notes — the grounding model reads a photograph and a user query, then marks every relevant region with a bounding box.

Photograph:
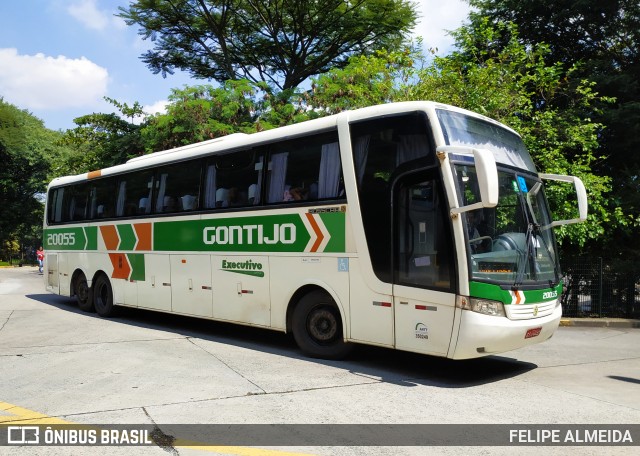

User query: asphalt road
[0,266,639,456]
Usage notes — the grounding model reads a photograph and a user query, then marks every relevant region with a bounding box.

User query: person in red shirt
[36,246,44,274]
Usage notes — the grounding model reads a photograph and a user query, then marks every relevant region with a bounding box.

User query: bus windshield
[456,165,560,287]
[437,108,560,287]
[437,109,536,172]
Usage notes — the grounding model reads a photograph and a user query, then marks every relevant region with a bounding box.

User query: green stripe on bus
[84,226,98,250]
[44,211,346,254]
[127,254,145,281]
[153,213,346,253]
[469,281,512,303]
[44,227,89,251]
[319,212,346,253]
[117,224,136,251]
[469,281,563,305]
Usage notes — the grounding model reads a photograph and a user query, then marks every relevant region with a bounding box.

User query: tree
[0,99,55,257]
[141,80,317,151]
[467,0,640,255]
[60,98,146,170]
[307,25,616,254]
[118,0,417,90]
[304,44,419,112]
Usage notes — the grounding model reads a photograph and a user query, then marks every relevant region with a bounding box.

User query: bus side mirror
[540,173,588,227]
[473,148,499,208]
[442,147,499,216]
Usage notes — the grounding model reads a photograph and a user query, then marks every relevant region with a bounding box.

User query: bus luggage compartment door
[170,254,213,317]
[137,254,171,312]
[211,255,270,326]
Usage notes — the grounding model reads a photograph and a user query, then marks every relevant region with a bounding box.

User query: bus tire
[292,290,353,360]
[74,272,94,312]
[92,274,116,317]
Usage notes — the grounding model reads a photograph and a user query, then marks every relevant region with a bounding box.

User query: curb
[560,318,640,329]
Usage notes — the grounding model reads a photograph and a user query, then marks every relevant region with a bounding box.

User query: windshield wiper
[514,182,540,287]
[514,221,537,287]
[531,223,560,287]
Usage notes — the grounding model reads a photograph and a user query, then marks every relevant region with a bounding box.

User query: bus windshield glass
[437,109,536,172]
[457,166,560,287]
[438,108,560,287]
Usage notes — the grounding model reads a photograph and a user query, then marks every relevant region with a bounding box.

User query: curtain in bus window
[268,152,288,203]
[354,135,370,186]
[204,165,217,209]
[89,188,97,218]
[116,181,126,217]
[318,142,341,198]
[252,155,263,205]
[156,173,168,212]
[53,188,64,222]
[144,180,153,213]
[397,134,428,165]
[68,197,76,221]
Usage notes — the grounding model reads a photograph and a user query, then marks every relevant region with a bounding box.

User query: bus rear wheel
[92,274,116,317]
[74,272,93,312]
[292,290,353,360]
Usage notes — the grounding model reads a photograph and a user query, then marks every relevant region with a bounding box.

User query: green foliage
[60,98,145,171]
[1,239,20,263]
[141,82,256,151]
[0,98,55,255]
[141,80,310,152]
[118,0,417,90]
[307,23,616,252]
[417,23,618,251]
[468,0,640,256]
[4,3,629,259]
[304,44,420,112]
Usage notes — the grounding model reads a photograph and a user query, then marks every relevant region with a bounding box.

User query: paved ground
[0,266,639,455]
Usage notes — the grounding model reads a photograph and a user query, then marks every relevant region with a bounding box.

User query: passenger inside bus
[284,184,308,201]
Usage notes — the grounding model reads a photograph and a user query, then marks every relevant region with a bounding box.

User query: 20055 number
[47,232,76,246]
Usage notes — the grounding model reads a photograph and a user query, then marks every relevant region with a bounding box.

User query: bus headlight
[457,296,506,317]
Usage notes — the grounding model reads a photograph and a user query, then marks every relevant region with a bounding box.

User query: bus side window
[152,159,202,214]
[63,184,90,222]
[210,149,263,209]
[89,178,116,220]
[48,188,64,223]
[266,132,341,204]
[116,171,154,217]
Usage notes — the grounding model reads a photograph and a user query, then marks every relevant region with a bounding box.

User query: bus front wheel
[292,290,353,360]
[92,274,116,317]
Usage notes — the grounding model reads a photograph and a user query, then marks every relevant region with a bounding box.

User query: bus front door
[392,172,456,356]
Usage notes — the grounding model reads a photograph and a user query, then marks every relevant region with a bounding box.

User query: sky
[0,0,471,131]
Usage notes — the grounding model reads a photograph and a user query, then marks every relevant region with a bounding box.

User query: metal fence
[560,257,640,319]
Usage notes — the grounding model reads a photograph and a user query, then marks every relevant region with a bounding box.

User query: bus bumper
[449,305,562,359]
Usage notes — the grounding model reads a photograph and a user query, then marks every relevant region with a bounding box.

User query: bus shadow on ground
[28,293,537,388]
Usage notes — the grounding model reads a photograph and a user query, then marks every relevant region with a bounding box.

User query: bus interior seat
[181,194,196,210]
[216,188,229,207]
[248,184,257,204]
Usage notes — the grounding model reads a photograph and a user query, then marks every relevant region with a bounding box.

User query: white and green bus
[43,101,587,360]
